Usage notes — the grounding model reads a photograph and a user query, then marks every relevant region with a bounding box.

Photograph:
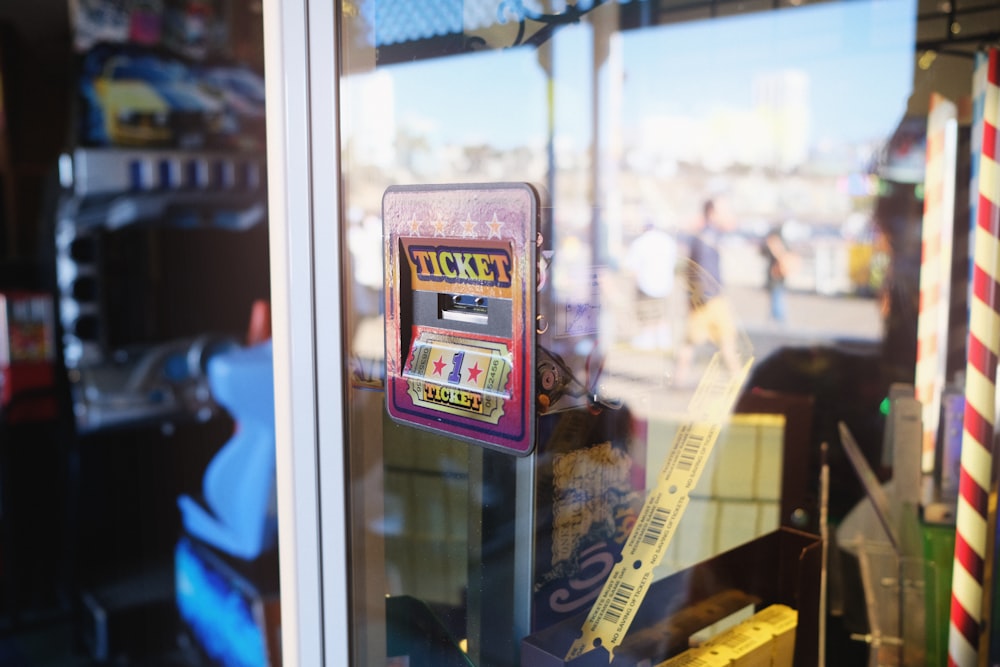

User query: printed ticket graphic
[565,352,753,661]
[403,330,512,423]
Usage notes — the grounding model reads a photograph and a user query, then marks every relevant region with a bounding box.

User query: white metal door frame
[264,0,349,664]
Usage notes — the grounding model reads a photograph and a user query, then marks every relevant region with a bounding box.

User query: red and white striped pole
[950,47,1000,667]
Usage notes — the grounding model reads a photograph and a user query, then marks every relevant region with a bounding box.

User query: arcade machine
[0,290,66,627]
[55,0,272,661]
[0,292,57,423]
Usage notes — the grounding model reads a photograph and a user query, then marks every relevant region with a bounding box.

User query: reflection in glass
[338,0,917,664]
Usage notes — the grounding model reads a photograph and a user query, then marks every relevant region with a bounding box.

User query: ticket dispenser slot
[384,183,538,455]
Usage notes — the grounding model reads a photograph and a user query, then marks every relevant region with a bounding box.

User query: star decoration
[432,356,447,376]
[408,217,422,235]
[432,217,446,237]
[467,362,483,384]
[461,214,478,237]
[487,213,503,239]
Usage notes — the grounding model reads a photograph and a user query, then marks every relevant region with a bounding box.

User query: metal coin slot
[439,293,489,326]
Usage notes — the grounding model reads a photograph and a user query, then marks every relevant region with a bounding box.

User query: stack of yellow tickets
[655,604,798,667]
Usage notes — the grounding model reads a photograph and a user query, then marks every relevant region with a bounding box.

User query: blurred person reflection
[675,199,741,387]
[760,224,797,325]
[624,219,678,350]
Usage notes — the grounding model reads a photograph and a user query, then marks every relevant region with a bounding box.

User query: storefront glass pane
[334,1,988,664]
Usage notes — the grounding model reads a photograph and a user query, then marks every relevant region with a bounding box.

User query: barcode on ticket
[641,506,671,546]
[601,579,636,626]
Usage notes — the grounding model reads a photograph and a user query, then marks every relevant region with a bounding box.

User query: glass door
[264,0,1000,664]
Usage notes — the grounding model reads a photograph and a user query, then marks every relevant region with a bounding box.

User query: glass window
[326,1,998,664]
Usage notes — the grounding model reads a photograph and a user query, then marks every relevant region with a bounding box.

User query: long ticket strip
[565,352,754,661]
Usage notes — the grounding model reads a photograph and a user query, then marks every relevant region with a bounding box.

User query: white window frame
[264,0,349,664]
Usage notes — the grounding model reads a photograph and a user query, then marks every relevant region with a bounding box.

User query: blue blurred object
[177,340,276,560]
[175,538,268,667]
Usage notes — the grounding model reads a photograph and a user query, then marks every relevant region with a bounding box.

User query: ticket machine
[383,183,542,456]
